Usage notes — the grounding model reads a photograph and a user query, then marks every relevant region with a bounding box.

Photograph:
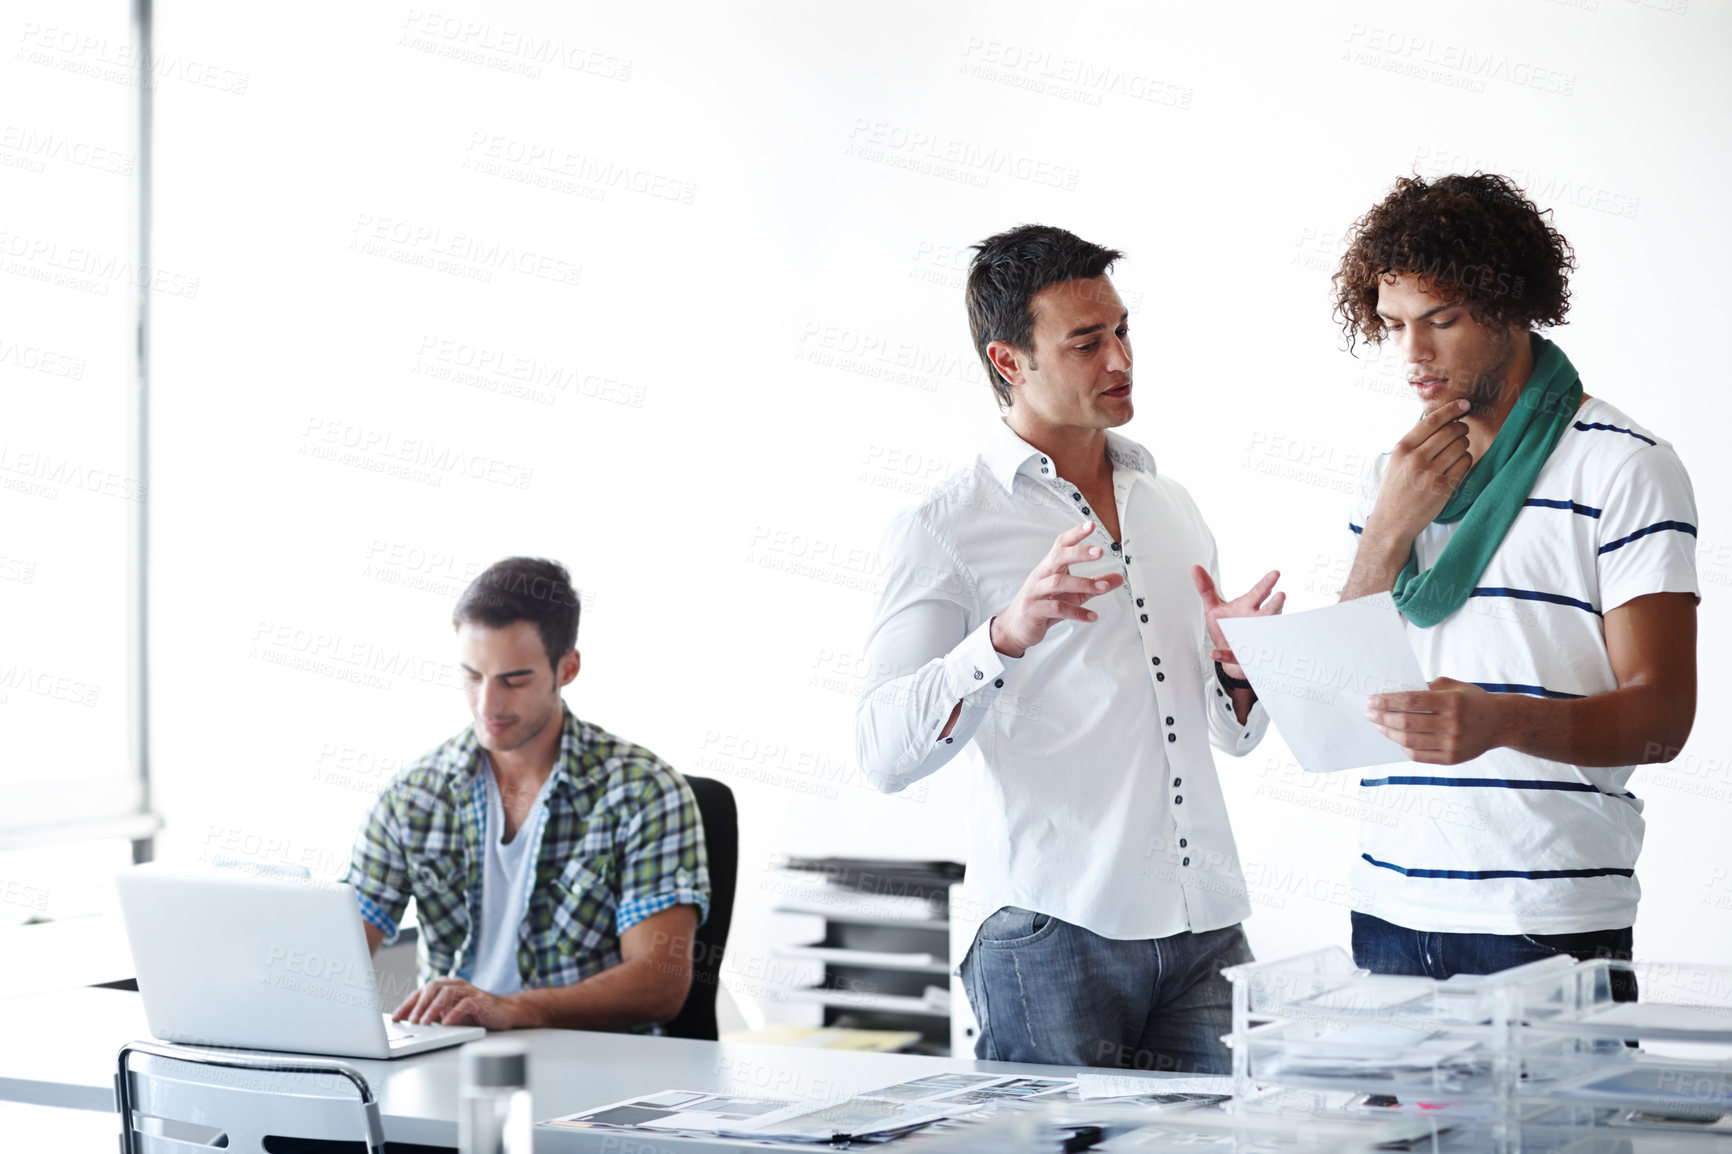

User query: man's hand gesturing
[990,522,1125,658]
[1194,567,1285,681]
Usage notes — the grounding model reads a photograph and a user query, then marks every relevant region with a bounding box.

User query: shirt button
[994,679,1003,688]
[1111,543,1121,552]
[945,737,953,744]
[1182,857,1191,867]
[1136,598,1144,608]
[1174,794,1184,804]
[1156,672,1165,682]
[1041,467,1049,474]
[1151,656,1160,666]
[1041,457,1048,464]
[1165,717,1174,727]
[1167,733,1177,744]
[1179,838,1188,848]
[1082,507,1091,515]
[1140,614,1149,623]
[974,671,983,681]
[1072,493,1081,501]
[1172,776,1182,786]
[1215,687,1223,697]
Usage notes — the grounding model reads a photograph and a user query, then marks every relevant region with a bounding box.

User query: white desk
[0,915,136,998]
[0,987,1093,1150]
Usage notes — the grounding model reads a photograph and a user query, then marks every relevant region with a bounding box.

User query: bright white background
[5,0,1729,1063]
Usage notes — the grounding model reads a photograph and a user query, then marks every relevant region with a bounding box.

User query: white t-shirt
[470,756,555,995]
[1346,396,1699,934]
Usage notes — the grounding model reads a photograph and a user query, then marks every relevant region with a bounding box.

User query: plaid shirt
[343,705,709,1028]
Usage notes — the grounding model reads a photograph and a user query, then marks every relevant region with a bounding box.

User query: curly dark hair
[1332,173,1575,352]
[966,224,1124,407]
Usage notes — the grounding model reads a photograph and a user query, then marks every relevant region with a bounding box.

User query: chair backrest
[115,1041,384,1153]
[662,774,738,1040]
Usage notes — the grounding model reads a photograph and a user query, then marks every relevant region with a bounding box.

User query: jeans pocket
[1515,934,1572,959]
[975,905,1060,949]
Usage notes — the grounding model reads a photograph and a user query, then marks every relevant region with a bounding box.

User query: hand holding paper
[1218,593,1428,772]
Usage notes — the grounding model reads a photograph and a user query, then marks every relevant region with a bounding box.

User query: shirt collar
[983,420,1049,494]
[450,703,591,803]
[983,419,1157,494]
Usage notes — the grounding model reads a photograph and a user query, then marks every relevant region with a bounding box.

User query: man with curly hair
[1328,174,1698,986]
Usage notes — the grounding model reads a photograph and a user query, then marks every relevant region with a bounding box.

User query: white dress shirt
[855,420,1267,941]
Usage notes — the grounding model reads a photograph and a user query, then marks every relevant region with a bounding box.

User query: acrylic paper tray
[1233,1016,1508,1101]
[1224,947,1580,1034]
[1518,959,1732,1046]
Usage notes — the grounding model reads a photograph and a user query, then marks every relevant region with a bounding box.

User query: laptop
[115,861,485,1059]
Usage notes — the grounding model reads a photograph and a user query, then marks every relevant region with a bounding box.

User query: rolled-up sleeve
[854,510,1016,794]
[343,789,411,946]
[615,771,711,934]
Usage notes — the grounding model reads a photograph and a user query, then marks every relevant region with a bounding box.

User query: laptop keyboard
[383,1015,484,1048]
[384,1016,453,1043]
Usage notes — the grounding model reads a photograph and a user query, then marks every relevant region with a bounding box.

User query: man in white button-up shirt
[855,225,1284,1072]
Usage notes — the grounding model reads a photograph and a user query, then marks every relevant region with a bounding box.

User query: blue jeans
[1351,911,1637,1001]
[959,907,1252,1071]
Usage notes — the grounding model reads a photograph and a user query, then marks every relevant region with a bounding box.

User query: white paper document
[1219,592,1428,772]
[1075,1073,1233,1100]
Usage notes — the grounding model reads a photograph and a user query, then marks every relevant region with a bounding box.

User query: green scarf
[1392,335,1582,628]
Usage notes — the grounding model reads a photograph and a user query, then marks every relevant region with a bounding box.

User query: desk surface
[0,915,136,997]
[1,988,1097,1150]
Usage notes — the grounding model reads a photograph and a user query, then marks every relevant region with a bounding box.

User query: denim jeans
[1351,911,1637,1001]
[959,907,1253,1071]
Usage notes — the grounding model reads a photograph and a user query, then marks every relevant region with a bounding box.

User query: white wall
[8,0,1726,1015]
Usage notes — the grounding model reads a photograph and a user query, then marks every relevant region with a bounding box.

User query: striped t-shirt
[1346,396,1699,935]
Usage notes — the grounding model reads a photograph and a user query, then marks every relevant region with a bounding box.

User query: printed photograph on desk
[545,1089,793,1134]
[859,1072,1022,1100]
[546,1085,972,1144]
[927,1078,1076,1105]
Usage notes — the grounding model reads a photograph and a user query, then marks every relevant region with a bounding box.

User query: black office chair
[663,774,737,1041]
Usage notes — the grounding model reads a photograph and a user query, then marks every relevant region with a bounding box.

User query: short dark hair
[452,557,580,669]
[1332,172,1575,353]
[966,224,1124,407]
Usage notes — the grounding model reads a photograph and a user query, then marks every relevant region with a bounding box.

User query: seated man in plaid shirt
[344,556,710,1032]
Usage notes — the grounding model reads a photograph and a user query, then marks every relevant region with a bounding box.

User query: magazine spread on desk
[543,1071,1226,1144]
